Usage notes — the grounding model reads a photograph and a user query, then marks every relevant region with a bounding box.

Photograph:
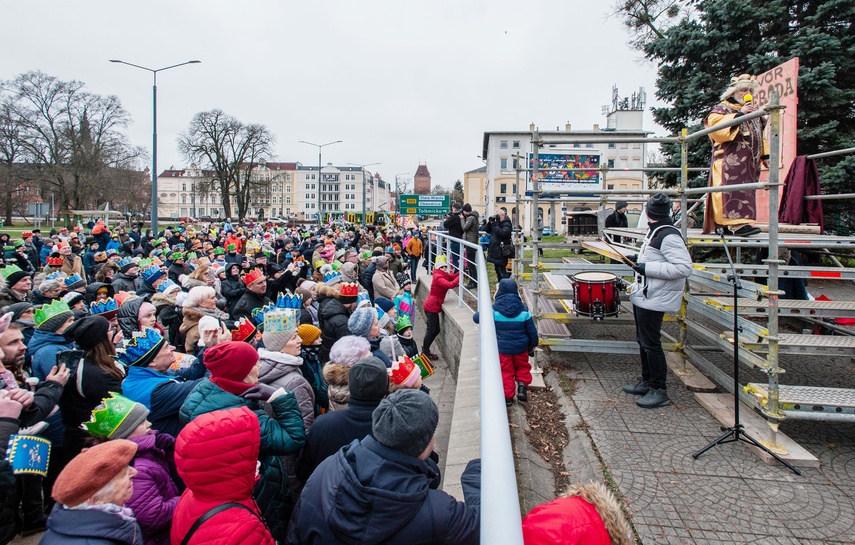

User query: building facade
[463,166,487,217]
[414,164,431,194]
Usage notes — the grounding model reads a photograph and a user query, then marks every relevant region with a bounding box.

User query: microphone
[743,93,753,103]
[715,227,726,236]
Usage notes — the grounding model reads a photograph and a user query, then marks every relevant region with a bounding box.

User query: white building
[481,106,649,235]
[295,163,387,223]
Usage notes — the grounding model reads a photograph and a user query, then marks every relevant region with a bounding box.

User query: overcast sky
[2,0,662,191]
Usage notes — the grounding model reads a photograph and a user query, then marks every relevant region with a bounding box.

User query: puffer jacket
[111,271,140,294]
[287,436,481,545]
[473,279,538,356]
[118,296,146,339]
[322,362,351,412]
[423,268,459,314]
[126,431,181,545]
[521,481,633,545]
[171,407,273,545]
[629,220,692,313]
[462,210,480,244]
[28,329,75,381]
[318,291,351,363]
[485,217,512,264]
[257,348,315,432]
[221,267,246,317]
[231,290,270,323]
[41,504,144,545]
[85,281,115,305]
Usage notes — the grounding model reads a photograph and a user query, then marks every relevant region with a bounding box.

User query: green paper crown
[83,393,140,439]
[33,300,71,327]
[13,240,24,249]
[226,244,236,251]
[186,252,198,260]
[169,252,183,260]
[396,314,412,332]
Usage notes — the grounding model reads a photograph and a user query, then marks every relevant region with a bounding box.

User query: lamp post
[346,162,380,225]
[109,59,201,234]
[299,140,342,225]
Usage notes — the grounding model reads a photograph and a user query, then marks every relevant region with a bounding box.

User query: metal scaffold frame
[518,94,855,451]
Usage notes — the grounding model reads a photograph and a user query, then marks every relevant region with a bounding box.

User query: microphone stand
[692,230,801,475]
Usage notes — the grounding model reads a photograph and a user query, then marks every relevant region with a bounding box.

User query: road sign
[398,194,450,216]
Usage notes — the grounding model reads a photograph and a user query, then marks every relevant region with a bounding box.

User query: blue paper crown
[45,272,64,282]
[90,297,119,315]
[157,279,179,293]
[116,328,165,367]
[275,291,302,310]
[251,303,275,325]
[117,257,134,269]
[385,247,394,253]
[141,265,164,286]
[323,271,342,284]
[64,274,83,286]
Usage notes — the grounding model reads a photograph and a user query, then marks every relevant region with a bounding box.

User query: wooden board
[521,286,572,338]
[666,352,716,393]
[694,393,819,468]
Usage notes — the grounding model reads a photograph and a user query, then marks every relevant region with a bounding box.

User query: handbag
[500,242,515,258]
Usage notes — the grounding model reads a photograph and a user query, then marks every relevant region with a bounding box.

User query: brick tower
[414,163,431,194]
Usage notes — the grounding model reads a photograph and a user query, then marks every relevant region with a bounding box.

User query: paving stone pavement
[545,317,855,544]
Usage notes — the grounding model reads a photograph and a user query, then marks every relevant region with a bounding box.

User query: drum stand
[691,230,801,475]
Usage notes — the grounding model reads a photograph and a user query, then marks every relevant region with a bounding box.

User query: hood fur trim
[561,482,633,545]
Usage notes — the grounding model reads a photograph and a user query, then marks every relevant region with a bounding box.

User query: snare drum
[572,271,620,319]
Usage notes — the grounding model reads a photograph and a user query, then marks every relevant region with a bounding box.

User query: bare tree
[0,93,27,225]
[611,0,690,51]
[178,109,275,220]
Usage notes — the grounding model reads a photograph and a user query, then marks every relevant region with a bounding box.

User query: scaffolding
[517,94,855,454]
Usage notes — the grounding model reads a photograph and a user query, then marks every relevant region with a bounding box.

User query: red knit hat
[52,440,137,506]
[204,341,258,395]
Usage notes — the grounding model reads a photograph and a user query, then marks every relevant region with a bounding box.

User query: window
[585,143,593,148]
[500,140,508,149]
[573,143,580,148]
[500,157,508,169]
[607,159,615,168]
[286,185,291,193]
[181,195,187,204]
[212,209,219,216]
[607,184,614,190]
[512,184,517,194]
[181,183,186,191]
[500,183,507,194]
[608,143,616,149]
[512,158,518,169]
[286,196,291,204]
[286,173,291,181]
[513,140,520,148]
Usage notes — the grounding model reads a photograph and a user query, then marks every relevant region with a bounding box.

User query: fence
[425,230,523,544]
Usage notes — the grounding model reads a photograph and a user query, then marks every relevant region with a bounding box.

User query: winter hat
[720,73,759,102]
[645,193,671,220]
[262,326,298,353]
[63,315,110,350]
[295,286,313,302]
[615,201,628,211]
[34,300,73,333]
[6,302,33,322]
[348,307,376,337]
[375,255,389,267]
[297,324,321,346]
[204,341,259,395]
[84,392,150,440]
[372,389,439,458]
[137,302,156,321]
[376,306,390,329]
[52,439,137,507]
[374,297,395,314]
[0,265,29,288]
[196,315,222,347]
[348,357,389,401]
[389,356,421,388]
[396,272,412,288]
[62,291,85,308]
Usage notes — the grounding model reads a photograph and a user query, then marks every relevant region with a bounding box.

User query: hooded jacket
[171,407,273,545]
[287,436,480,545]
[473,279,538,355]
[112,271,140,294]
[126,431,181,545]
[257,348,315,433]
[462,210,480,244]
[41,504,144,545]
[485,216,512,264]
[86,281,115,306]
[220,265,246,316]
[629,221,692,313]
[179,306,229,353]
[317,291,351,363]
[423,268,459,314]
[118,296,146,339]
[28,329,75,381]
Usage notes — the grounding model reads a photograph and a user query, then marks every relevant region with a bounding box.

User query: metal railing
[424,229,524,545]
[426,230,485,313]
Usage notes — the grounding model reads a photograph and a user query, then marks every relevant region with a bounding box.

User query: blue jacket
[41,504,144,545]
[474,279,538,356]
[288,436,480,545]
[121,359,207,439]
[28,329,75,381]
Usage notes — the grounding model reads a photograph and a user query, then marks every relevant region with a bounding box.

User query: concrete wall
[416,274,481,499]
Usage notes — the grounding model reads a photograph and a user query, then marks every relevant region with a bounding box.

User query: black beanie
[349,357,389,401]
[646,193,671,220]
[63,315,110,349]
[616,201,628,211]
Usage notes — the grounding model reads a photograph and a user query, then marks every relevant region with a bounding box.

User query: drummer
[622,193,692,409]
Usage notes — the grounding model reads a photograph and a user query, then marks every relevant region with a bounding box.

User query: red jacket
[225,235,242,253]
[171,407,273,545]
[423,268,459,313]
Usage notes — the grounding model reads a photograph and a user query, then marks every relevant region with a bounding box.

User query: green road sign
[398,194,450,216]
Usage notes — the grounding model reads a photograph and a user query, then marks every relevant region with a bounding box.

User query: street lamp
[109,59,201,234]
[299,140,342,225]
[346,162,380,225]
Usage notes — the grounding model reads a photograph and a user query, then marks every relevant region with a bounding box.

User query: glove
[632,263,646,276]
[241,383,279,401]
[625,254,638,263]
[527,348,535,357]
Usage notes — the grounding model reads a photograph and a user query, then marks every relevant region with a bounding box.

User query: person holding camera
[443,203,465,270]
[485,208,513,281]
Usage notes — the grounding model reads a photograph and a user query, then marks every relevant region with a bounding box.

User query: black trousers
[493,258,509,280]
[423,311,441,353]
[465,247,477,284]
[633,305,667,390]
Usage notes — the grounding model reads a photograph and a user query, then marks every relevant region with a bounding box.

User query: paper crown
[412,353,435,379]
[46,256,63,267]
[169,252,183,261]
[83,393,141,439]
[157,279,180,293]
[45,271,65,282]
[137,258,154,269]
[21,231,32,238]
[226,244,236,251]
[340,282,359,298]
[141,265,164,286]
[117,257,134,269]
[89,297,119,318]
[275,291,302,310]
[13,240,24,249]
[153,238,166,246]
[3,245,14,252]
[34,300,72,328]
[64,274,83,287]
[242,268,265,287]
[324,271,342,284]
[385,247,394,253]
[186,252,198,260]
[263,308,298,334]
[106,248,119,257]
[389,356,421,387]
[213,247,225,255]
[356,292,371,307]
[5,434,50,476]
[331,261,341,271]
[252,303,275,325]
[0,264,23,279]
[231,317,258,342]
[116,328,166,367]
[434,255,448,267]
[396,314,413,332]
